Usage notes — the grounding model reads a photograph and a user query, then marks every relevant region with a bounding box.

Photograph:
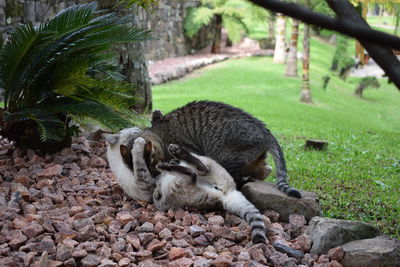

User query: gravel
[0,135,344,266]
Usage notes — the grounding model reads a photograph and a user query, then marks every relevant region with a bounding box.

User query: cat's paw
[131,137,146,154]
[168,144,182,157]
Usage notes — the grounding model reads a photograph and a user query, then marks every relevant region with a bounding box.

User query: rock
[241,181,321,221]
[126,233,141,250]
[238,251,251,261]
[292,234,312,252]
[194,258,212,267]
[81,254,100,267]
[138,222,154,232]
[22,221,44,239]
[146,239,166,252]
[189,225,205,237]
[208,215,224,226]
[307,217,380,254]
[168,257,194,267]
[38,164,63,178]
[342,236,400,267]
[56,244,74,261]
[193,235,209,246]
[115,211,135,225]
[159,228,172,239]
[213,251,234,267]
[88,156,107,168]
[117,257,130,266]
[169,247,186,260]
[327,246,344,262]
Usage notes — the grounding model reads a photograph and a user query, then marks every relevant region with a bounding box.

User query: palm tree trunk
[354,84,365,97]
[273,13,286,64]
[285,19,299,77]
[116,5,152,113]
[300,23,312,103]
[211,14,223,54]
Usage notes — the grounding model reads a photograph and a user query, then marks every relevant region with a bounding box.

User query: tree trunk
[273,13,286,64]
[354,84,365,98]
[300,23,312,103]
[285,19,299,77]
[115,5,152,114]
[211,14,223,54]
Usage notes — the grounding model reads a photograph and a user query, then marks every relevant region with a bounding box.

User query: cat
[149,140,268,244]
[104,127,156,202]
[121,100,301,198]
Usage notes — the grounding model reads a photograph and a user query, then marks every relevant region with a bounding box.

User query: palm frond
[223,15,246,43]
[184,7,204,38]
[4,109,66,141]
[194,7,217,26]
[39,2,98,36]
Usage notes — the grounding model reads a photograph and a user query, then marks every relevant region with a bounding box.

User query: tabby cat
[148,139,267,244]
[121,100,301,198]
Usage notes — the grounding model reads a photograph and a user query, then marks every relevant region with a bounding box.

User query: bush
[0,2,151,153]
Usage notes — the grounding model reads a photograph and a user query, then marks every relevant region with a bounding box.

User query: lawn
[152,34,400,238]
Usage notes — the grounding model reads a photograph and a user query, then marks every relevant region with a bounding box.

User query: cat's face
[103,127,143,170]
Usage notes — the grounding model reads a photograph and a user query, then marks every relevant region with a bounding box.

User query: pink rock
[116,211,134,225]
[169,247,185,260]
[264,210,280,222]
[213,251,234,267]
[22,221,44,239]
[248,244,268,264]
[146,239,166,252]
[38,164,63,178]
[174,209,186,220]
[208,215,224,226]
[126,233,141,250]
[168,257,194,267]
[292,234,312,252]
[302,253,318,266]
[317,254,330,263]
[8,229,27,248]
[88,155,107,168]
[329,260,343,267]
[118,257,131,266]
[238,251,251,261]
[327,246,344,262]
[159,228,173,239]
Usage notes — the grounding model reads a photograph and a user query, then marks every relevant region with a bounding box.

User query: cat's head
[103,127,165,175]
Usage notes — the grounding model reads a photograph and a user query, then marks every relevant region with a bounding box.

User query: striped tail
[269,137,302,198]
[223,190,267,244]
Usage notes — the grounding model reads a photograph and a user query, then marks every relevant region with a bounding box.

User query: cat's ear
[144,141,153,166]
[120,145,133,170]
[151,109,164,124]
[102,133,120,145]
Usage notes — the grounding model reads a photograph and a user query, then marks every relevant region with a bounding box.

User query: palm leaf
[39,2,98,36]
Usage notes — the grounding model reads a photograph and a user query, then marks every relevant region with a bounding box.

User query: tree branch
[245,0,400,49]
[246,0,400,90]
[326,0,400,90]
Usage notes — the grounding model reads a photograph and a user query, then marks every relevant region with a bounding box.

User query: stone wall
[0,0,212,61]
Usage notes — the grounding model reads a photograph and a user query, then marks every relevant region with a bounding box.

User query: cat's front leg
[131,138,155,189]
[168,144,209,175]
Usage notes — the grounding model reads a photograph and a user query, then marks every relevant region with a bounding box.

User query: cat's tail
[269,137,302,198]
[223,190,267,244]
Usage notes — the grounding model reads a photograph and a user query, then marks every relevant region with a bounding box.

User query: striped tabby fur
[133,101,301,198]
[153,143,267,244]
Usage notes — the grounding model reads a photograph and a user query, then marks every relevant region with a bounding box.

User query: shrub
[0,2,151,153]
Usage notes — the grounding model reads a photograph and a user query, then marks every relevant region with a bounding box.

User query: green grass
[152,35,400,238]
